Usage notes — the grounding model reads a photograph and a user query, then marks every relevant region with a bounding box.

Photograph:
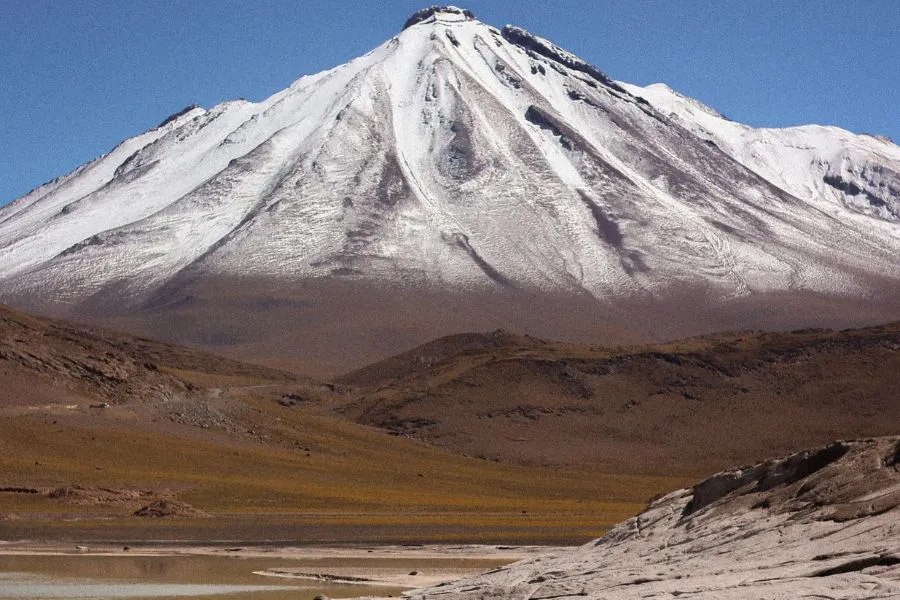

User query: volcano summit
[2,7,899,374]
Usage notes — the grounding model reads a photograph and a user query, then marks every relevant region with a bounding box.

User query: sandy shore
[0,541,563,595]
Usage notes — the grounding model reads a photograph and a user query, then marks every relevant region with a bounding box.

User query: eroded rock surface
[403,437,900,599]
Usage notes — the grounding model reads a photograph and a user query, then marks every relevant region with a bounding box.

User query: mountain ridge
[336,319,900,474]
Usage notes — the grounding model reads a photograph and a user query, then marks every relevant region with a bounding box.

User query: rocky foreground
[396,437,900,599]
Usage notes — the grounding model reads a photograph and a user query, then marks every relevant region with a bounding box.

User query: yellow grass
[0,398,686,543]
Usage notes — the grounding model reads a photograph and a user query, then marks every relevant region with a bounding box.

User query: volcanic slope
[1,7,899,375]
[0,305,681,544]
[337,323,900,476]
[402,436,900,600]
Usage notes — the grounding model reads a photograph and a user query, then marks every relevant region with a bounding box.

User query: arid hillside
[0,305,680,544]
[338,323,900,476]
[2,305,898,544]
[0,304,300,408]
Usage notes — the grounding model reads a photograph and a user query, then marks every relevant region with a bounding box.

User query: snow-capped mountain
[1,7,898,369]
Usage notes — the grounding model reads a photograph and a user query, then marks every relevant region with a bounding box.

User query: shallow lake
[0,553,410,599]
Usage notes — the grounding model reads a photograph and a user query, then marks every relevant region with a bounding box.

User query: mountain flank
[0,6,898,373]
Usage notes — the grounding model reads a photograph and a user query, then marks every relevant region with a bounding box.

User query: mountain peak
[1,5,899,361]
[402,6,476,30]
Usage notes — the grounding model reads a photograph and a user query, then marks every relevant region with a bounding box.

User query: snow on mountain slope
[1,6,898,311]
[0,106,205,276]
[400,437,900,600]
[623,82,900,223]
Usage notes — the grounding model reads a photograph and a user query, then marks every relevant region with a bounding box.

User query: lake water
[0,553,410,599]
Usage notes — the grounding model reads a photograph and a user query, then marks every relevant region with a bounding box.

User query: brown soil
[2,303,898,544]
[0,304,675,545]
[47,486,157,506]
[0,303,302,407]
[12,276,900,378]
[338,323,900,476]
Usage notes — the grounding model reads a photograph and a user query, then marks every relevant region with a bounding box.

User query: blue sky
[1,1,898,205]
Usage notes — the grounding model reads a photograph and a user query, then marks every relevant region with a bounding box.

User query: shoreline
[0,542,564,593]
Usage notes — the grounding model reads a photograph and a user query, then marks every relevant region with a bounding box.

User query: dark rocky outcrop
[502,26,626,94]
[683,442,849,517]
[823,169,900,221]
[156,104,200,129]
[403,6,475,30]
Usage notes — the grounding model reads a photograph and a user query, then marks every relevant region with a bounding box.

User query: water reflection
[0,555,407,600]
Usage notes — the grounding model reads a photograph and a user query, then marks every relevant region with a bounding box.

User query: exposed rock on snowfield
[402,437,900,599]
[1,7,899,373]
[403,6,476,30]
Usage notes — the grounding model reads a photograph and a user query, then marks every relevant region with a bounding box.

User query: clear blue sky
[2,1,898,206]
